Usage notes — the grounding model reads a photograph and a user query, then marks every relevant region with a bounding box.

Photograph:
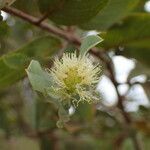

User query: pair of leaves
[0,36,61,90]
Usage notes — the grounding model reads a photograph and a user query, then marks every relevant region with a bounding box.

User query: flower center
[63,67,82,93]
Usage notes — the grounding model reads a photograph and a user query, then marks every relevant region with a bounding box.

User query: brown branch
[2,6,81,46]
[2,6,143,150]
[104,57,143,150]
[106,57,131,123]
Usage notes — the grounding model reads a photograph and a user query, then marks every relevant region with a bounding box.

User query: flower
[47,52,101,106]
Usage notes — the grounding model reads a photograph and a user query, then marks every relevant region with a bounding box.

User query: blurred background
[0,0,150,149]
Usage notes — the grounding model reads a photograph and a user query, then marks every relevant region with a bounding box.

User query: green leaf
[26,60,52,94]
[38,0,108,25]
[80,35,103,56]
[123,46,150,68]
[35,95,56,131]
[3,53,29,69]
[73,103,95,122]
[101,13,150,48]
[0,36,61,89]
[122,138,134,150]
[80,0,139,30]
[13,0,39,16]
[0,21,9,38]
[101,13,150,68]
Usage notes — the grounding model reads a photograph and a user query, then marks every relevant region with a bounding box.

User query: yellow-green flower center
[63,67,82,93]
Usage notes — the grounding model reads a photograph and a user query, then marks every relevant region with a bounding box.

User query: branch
[2,6,81,46]
[104,57,143,150]
[2,7,107,59]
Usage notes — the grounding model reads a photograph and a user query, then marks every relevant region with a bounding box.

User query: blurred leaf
[0,0,16,9]
[35,96,56,131]
[122,47,150,68]
[0,107,10,134]
[134,120,150,135]
[64,135,107,150]
[74,103,95,122]
[0,136,40,150]
[122,138,134,150]
[40,135,55,150]
[80,0,139,30]
[0,36,61,89]
[38,0,108,25]
[101,13,150,48]
[14,137,40,150]
[23,89,57,131]
[3,53,28,69]
[13,0,39,16]
[0,21,9,38]
[26,60,52,94]
[101,13,150,68]
[80,35,103,56]
[124,49,150,68]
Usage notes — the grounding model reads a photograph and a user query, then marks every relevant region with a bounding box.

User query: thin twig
[35,12,50,25]
[36,0,65,25]
[104,56,143,150]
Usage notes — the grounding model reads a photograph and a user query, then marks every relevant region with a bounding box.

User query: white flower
[48,52,101,106]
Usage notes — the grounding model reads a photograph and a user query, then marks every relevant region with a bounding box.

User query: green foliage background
[0,0,150,149]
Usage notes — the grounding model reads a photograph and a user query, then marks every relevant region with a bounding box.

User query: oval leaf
[26,60,52,94]
[0,36,61,89]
